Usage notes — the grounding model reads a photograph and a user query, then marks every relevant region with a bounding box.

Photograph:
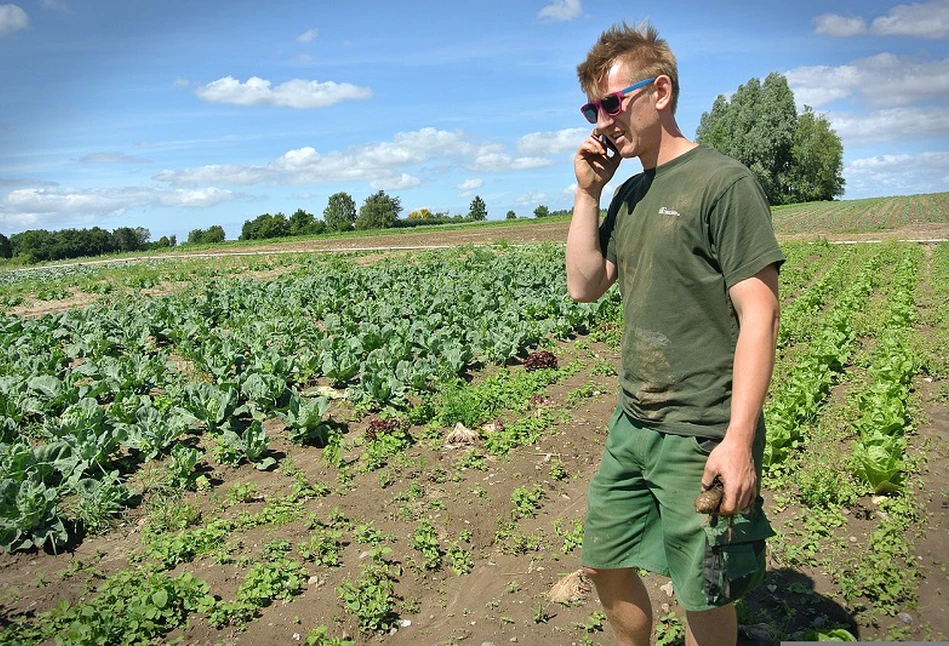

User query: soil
[1,221,948,645]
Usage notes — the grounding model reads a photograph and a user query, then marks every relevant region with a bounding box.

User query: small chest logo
[658,207,681,217]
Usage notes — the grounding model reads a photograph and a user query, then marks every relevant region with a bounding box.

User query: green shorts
[581,405,774,612]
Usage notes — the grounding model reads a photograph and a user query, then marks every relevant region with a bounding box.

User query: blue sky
[1,0,948,241]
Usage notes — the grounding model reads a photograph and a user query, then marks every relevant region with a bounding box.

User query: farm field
[1,193,949,645]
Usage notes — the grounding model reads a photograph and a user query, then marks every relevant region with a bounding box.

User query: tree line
[0,227,176,264]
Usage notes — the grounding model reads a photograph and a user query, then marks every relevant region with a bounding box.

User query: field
[1,193,948,645]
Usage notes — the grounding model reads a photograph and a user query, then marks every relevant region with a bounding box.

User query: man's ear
[654,75,673,111]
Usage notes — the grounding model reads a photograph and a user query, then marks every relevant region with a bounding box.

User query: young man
[566,22,785,646]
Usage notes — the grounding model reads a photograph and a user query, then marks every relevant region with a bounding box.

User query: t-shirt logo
[658,206,681,217]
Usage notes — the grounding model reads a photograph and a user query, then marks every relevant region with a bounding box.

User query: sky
[1,0,948,241]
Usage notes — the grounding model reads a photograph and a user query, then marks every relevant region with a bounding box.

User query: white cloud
[814,0,949,38]
[786,54,949,108]
[154,163,273,186]
[813,14,867,37]
[829,107,949,144]
[457,178,483,190]
[0,4,29,38]
[297,28,318,43]
[195,76,372,109]
[156,127,551,189]
[515,191,548,206]
[0,186,242,230]
[470,152,552,172]
[172,77,189,89]
[517,127,588,155]
[538,0,581,22]
[844,151,949,197]
[79,152,150,164]
[370,173,422,191]
[871,0,949,38]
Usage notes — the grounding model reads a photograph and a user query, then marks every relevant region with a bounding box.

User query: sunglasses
[580,77,656,124]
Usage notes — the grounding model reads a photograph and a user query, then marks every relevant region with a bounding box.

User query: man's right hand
[574,130,622,195]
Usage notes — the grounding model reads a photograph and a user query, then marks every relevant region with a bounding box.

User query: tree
[289,208,319,236]
[324,192,357,232]
[505,210,517,220]
[112,226,149,252]
[467,195,487,221]
[258,213,290,239]
[0,233,10,259]
[408,208,433,220]
[785,106,845,203]
[188,225,225,244]
[533,205,550,218]
[695,72,842,205]
[355,190,401,230]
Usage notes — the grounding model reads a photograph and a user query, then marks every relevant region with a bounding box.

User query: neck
[640,118,697,170]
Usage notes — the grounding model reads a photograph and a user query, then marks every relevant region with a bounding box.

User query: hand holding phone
[599,134,619,159]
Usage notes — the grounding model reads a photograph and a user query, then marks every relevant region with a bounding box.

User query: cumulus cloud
[538,0,581,22]
[0,186,242,230]
[156,127,555,189]
[370,173,422,191]
[829,107,949,144]
[469,145,552,171]
[195,76,372,109]
[0,4,29,38]
[79,152,150,164]
[814,0,949,38]
[786,53,949,108]
[517,127,588,155]
[845,151,949,197]
[457,178,483,190]
[297,28,318,43]
[515,191,548,206]
[814,14,867,37]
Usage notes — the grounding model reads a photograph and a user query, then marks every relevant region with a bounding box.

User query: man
[566,22,784,646]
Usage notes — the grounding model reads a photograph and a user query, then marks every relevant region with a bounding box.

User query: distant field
[772,191,949,237]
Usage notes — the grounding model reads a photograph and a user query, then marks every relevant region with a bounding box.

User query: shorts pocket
[701,501,774,606]
[691,436,721,456]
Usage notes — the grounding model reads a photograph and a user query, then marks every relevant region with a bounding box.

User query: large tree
[355,191,401,230]
[323,192,357,232]
[696,72,844,204]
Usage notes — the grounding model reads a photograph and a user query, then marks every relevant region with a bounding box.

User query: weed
[510,484,546,519]
[447,530,473,575]
[654,610,686,646]
[336,546,398,633]
[553,518,584,554]
[410,518,443,570]
[573,610,607,633]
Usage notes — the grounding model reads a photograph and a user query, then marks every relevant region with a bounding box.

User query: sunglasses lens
[581,104,598,124]
[601,95,621,115]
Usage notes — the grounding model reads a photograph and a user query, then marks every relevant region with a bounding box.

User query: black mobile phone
[599,134,618,158]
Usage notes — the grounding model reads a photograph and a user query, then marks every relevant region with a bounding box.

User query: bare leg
[582,567,653,646]
[685,603,737,646]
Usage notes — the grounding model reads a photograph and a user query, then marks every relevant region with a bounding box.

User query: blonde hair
[576,21,679,114]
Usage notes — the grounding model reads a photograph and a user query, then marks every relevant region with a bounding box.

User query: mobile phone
[599,134,619,158]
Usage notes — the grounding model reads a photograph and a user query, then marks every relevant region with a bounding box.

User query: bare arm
[703,263,780,514]
[566,131,619,302]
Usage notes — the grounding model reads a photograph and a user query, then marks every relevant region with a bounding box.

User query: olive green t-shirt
[600,144,785,438]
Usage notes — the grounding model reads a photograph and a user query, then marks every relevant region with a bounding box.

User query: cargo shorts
[580,405,774,611]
